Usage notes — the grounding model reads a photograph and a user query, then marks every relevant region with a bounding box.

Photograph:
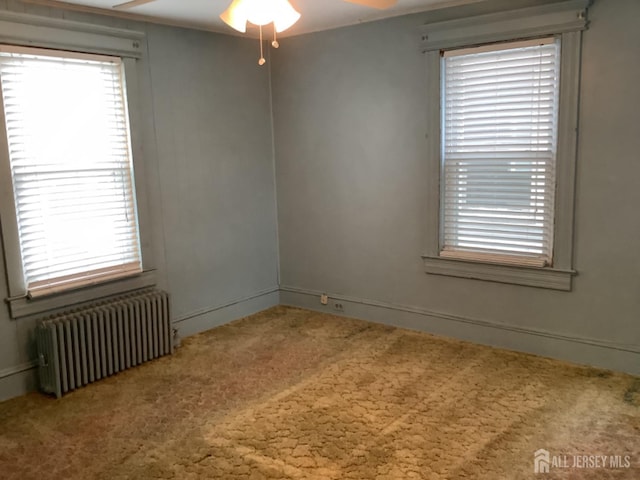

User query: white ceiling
[28,0,487,37]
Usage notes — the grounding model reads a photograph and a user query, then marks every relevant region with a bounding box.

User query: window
[441,38,560,267]
[0,13,154,318]
[420,0,589,290]
[0,46,142,298]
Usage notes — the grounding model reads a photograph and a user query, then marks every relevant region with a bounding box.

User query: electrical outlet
[320,294,328,305]
[333,303,344,312]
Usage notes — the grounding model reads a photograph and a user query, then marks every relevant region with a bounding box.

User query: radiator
[36,288,172,398]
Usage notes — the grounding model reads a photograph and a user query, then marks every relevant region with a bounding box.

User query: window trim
[421,0,589,291]
[0,12,155,318]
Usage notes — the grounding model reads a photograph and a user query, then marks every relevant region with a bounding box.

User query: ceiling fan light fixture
[220,0,300,32]
[220,0,301,66]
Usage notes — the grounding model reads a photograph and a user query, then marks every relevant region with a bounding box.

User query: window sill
[6,270,157,319]
[422,255,575,291]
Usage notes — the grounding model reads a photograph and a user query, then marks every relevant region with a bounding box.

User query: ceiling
[24,0,488,37]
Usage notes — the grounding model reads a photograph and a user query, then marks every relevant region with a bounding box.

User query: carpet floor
[0,306,638,479]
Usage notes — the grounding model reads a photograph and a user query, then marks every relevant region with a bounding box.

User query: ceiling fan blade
[344,0,398,9]
[113,0,157,10]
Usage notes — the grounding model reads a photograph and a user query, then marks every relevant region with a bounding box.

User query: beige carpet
[0,306,638,479]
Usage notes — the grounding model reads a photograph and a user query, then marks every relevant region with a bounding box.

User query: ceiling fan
[112,0,398,64]
[112,0,398,12]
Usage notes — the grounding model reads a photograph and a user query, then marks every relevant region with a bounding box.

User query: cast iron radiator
[36,288,172,398]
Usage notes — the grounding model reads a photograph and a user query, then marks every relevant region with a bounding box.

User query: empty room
[0,0,638,478]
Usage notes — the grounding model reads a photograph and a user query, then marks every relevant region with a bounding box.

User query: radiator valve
[172,328,181,349]
[38,353,48,367]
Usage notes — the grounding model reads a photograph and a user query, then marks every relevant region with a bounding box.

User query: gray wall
[273,0,640,374]
[145,24,280,336]
[1,0,638,401]
[0,1,279,400]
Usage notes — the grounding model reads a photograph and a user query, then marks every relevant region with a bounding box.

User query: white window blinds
[441,38,560,267]
[0,46,142,296]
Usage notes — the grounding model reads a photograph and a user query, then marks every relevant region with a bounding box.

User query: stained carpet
[0,306,638,479]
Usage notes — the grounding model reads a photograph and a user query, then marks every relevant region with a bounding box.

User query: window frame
[0,12,156,318]
[420,0,589,291]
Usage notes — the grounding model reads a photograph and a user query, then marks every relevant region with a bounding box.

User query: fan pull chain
[272,24,279,48]
[258,25,266,65]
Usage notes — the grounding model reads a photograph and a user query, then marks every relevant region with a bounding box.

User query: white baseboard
[173,287,280,338]
[2,284,634,403]
[0,362,38,403]
[280,286,640,376]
